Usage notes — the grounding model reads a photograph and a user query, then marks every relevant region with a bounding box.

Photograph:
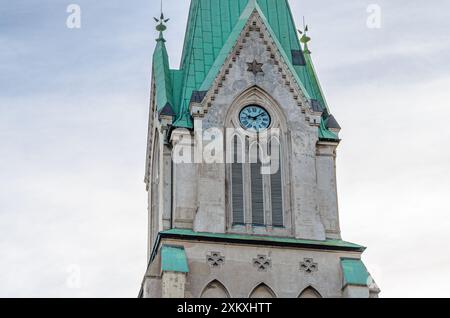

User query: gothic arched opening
[200,280,230,298]
[298,286,322,298]
[225,86,291,236]
[249,283,276,298]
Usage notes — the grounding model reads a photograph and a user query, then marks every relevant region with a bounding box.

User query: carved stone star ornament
[247,59,264,75]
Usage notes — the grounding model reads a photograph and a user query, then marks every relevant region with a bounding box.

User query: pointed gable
[172,0,324,127]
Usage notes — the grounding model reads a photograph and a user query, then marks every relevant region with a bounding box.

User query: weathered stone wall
[142,10,378,299]
[316,142,341,239]
[162,272,186,298]
[143,238,366,298]
[170,130,198,230]
[189,16,335,240]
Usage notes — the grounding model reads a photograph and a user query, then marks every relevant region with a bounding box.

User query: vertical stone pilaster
[170,129,197,229]
[162,143,172,230]
[162,272,186,298]
[194,162,226,233]
[342,285,370,298]
[316,141,341,239]
[291,131,326,241]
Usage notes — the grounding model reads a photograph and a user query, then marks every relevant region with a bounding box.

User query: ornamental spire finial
[298,17,311,54]
[154,0,169,33]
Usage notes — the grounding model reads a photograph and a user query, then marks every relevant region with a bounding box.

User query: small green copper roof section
[160,228,366,252]
[170,69,184,115]
[173,110,194,129]
[152,32,174,114]
[319,117,339,141]
[340,258,370,287]
[161,245,189,273]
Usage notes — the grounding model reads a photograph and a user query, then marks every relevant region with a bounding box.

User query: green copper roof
[198,0,259,93]
[304,49,328,113]
[151,0,339,140]
[160,228,366,252]
[161,245,189,273]
[340,258,370,287]
[319,117,339,141]
[173,110,194,129]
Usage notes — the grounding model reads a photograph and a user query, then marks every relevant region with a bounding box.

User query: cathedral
[139,0,380,298]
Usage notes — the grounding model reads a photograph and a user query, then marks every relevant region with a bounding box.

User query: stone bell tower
[139,0,380,298]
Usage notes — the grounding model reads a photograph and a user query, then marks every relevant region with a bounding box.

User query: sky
[0,0,449,298]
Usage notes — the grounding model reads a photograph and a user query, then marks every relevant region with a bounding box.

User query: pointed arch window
[226,87,292,237]
[229,132,284,229]
[299,286,322,298]
[200,280,230,298]
[249,283,276,298]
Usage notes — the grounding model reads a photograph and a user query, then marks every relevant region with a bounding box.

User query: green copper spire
[152,10,174,116]
[298,23,339,141]
[298,23,327,110]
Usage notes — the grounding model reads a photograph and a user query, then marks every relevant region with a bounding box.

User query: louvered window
[229,135,284,229]
[251,147,264,225]
[270,142,283,227]
[231,136,244,225]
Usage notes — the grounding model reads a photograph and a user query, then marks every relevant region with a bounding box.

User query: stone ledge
[152,229,365,261]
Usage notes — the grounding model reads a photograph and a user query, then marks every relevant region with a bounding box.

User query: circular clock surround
[239,105,272,132]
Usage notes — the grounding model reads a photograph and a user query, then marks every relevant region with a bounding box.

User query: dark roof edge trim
[159,231,365,253]
[318,137,341,143]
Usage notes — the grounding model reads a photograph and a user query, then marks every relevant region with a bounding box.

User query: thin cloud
[0,0,449,298]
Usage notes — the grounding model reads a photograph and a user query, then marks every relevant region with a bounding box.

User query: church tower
[140,0,380,298]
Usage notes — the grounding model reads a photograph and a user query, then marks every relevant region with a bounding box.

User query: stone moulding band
[148,229,366,265]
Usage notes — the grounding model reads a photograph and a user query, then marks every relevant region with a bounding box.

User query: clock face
[239,105,271,132]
